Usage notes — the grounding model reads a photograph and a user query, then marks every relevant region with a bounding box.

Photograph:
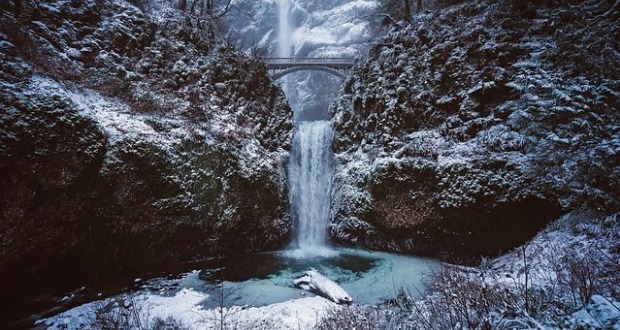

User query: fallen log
[293,268,353,305]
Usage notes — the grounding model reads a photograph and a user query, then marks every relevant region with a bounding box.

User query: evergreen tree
[380,0,412,24]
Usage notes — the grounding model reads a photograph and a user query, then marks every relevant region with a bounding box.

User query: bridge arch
[271,65,348,80]
[266,58,355,81]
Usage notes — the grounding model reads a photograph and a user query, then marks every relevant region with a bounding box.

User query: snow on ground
[38,289,338,330]
[460,211,620,329]
[490,211,619,289]
[572,295,620,330]
[38,268,340,330]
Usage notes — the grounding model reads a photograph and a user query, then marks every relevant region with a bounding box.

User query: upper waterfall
[278,0,292,58]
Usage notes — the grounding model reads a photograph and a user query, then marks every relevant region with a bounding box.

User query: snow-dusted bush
[317,305,392,330]
[88,294,192,330]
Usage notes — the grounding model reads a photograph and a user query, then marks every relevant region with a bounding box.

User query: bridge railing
[266,58,355,66]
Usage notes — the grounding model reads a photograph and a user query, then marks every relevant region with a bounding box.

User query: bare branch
[375,13,403,28]
[215,0,233,18]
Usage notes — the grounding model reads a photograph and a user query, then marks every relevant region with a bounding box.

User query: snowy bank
[39,289,338,330]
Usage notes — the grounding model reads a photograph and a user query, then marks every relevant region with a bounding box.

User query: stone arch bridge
[266,58,355,80]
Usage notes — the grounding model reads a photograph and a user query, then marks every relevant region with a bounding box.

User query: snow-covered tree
[379,0,412,24]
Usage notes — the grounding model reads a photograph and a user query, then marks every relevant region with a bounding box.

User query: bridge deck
[266,58,355,69]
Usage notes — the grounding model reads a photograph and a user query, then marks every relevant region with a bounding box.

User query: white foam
[283,246,340,259]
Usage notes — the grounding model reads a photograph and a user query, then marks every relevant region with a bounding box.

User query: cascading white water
[288,121,334,257]
[279,0,335,257]
[278,0,292,58]
[278,0,293,100]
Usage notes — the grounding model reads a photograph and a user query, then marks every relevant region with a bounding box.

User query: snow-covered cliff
[0,0,293,321]
[329,0,620,260]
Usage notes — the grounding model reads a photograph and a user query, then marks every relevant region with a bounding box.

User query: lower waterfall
[288,120,334,257]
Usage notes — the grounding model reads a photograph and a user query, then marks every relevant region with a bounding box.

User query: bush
[561,254,600,308]
[317,305,392,330]
[89,295,148,329]
[89,295,190,330]
[409,264,520,329]
[318,236,618,330]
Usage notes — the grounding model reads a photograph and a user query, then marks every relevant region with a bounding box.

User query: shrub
[316,305,391,330]
[89,295,148,329]
[89,295,191,330]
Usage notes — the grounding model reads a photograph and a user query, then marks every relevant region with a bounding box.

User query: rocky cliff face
[330,0,620,261]
[0,0,292,319]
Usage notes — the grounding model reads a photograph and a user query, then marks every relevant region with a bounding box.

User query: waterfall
[278,0,293,106]
[288,121,334,257]
[278,0,292,58]
[279,0,334,257]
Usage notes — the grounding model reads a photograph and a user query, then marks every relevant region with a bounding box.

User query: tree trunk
[190,0,200,13]
[403,0,412,22]
[179,0,187,11]
[206,0,213,16]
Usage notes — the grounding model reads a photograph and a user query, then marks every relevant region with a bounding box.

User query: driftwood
[293,268,352,305]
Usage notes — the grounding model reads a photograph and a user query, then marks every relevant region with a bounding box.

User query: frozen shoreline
[36,212,620,329]
[38,289,339,330]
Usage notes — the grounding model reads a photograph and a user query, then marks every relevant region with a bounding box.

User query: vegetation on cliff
[0,0,292,323]
[330,0,620,260]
